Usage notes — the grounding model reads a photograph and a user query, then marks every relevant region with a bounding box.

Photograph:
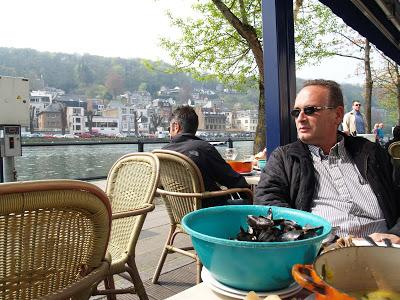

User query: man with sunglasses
[255,79,400,244]
[342,100,367,136]
[163,106,251,207]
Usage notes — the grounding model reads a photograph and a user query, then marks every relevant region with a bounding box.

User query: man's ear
[336,106,345,124]
[176,122,183,133]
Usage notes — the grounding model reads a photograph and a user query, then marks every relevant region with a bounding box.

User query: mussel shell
[247,215,274,229]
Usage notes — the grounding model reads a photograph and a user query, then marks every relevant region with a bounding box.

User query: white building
[234,110,258,132]
[30,90,54,114]
[86,116,119,136]
[136,108,150,134]
[66,107,85,133]
[29,90,57,129]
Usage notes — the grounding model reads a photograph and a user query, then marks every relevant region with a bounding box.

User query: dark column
[227,138,233,148]
[0,157,3,183]
[262,0,297,156]
[137,140,144,152]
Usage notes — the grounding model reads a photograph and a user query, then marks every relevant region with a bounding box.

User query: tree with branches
[150,113,164,134]
[161,0,332,152]
[373,55,400,126]
[295,2,375,131]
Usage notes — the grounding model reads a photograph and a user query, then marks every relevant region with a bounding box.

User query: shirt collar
[308,135,344,160]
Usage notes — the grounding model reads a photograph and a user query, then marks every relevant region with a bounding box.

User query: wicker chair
[94,152,159,300]
[152,149,253,284]
[388,141,400,167]
[0,179,112,300]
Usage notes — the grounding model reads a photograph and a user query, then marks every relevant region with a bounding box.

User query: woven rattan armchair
[0,179,112,300]
[388,141,400,167]
[94,152,159,300]
[151,150,253,284]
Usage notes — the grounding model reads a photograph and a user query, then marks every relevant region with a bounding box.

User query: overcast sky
[0,0,363,84]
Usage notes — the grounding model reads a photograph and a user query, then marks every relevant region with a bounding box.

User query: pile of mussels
[234,208,323,242]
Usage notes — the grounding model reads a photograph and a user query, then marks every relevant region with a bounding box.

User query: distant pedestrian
[342,101,366,136]
[377,123,385,145]
[372,123,379,143]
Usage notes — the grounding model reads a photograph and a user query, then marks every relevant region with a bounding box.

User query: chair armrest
[112,203,155,220]
[43,259,110,300]
[156,188,203,199]
[156,187,253,201]
[201,188,253,200]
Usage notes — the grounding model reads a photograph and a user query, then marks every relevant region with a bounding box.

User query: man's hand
[369,233,400,244]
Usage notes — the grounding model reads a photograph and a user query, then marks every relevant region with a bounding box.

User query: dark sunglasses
[354,103,361,106]
[290,106,336,118]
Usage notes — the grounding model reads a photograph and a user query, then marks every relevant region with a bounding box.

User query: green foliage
[160,0,261,90]
[220,89,258,110]
[294,1,346,67]
[0,47,193,97]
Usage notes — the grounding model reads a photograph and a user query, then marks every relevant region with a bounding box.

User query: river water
[15,140,254,181]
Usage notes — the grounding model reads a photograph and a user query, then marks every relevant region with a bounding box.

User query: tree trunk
[363,39,373,132]
[212,0,265,153]
[87,111,94,134]
[29,106,35,133]
[294,0,304,22]
[253,78,265,154]
[61,106,67,135]
[134,111,139,136]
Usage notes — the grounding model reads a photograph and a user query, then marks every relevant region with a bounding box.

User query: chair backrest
[105,152,159,260]
[389,141,400,158]
[0,180,111,300]
[388,141,400,167]
[152,150,205,225]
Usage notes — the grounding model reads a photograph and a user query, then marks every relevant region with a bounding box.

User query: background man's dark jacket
[255,132,400,236]
[163,133,250,207]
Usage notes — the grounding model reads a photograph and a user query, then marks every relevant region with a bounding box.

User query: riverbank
[16,140,254,181]
[21,137,253,146]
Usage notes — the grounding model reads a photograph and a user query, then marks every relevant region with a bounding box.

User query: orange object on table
[227,160,253,173]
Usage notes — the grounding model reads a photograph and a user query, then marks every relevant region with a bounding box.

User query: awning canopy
[320,0,400,64]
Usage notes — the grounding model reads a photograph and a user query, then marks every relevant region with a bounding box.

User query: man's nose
[296,110,307,121]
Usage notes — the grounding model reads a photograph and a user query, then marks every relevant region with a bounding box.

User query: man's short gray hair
[303,79,344,107]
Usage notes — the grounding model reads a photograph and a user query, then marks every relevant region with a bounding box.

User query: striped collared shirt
[308,136,387,237]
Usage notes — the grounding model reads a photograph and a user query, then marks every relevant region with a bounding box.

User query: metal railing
[4,137,251,182]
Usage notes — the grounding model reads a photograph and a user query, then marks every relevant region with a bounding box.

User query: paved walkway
[90,180,196,299]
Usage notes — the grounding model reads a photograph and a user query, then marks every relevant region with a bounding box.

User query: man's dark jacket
[163,133,250,207]
[255,133,400,236]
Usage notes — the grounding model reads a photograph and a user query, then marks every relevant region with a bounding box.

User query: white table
[166,282,310,299]
[244,174,260,186]
[244,173,260,195]
[165,282,237,300]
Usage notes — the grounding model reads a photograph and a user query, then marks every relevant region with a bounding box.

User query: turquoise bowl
[182,205,331,291]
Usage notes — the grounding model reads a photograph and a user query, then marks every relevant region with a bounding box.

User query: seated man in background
[255,79,400,244]
[163,106,251,207]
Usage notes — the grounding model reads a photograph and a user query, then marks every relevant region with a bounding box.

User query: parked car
[30,133,43,138]
[21,132,32,138]
[75,132,93,138]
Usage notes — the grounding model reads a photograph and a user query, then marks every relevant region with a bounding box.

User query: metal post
[138,140,144,152]
[228,138,233,148]
[0,155,3,183]
[3,157,16,182]
[262,0,297,156]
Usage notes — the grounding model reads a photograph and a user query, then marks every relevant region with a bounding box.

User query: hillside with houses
[1,47,387,139]
[28,85,258,138]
